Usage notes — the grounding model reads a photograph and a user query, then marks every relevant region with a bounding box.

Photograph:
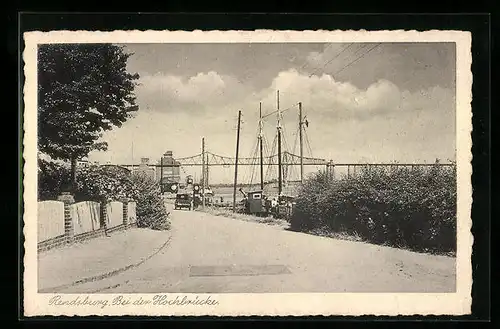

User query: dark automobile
[273,195,295,219]
[174,193,193,210]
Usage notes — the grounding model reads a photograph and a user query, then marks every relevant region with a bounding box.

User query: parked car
[273,195,295,219]
[174,193,193,210]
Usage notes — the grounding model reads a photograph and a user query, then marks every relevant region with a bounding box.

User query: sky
[86,42,456,184]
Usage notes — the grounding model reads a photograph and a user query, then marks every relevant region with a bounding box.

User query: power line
[308,43,354,78]
[332,43,382,77]
[350,43,369,57]
[297,43,334,72]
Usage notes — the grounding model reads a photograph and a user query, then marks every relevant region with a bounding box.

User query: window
[253,193,261,199]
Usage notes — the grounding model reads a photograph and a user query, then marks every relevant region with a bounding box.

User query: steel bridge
[176,151,328,167]
[119,151,455,169]
[118,151,456,186]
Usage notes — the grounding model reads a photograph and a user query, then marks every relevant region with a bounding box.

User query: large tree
[38,44,140,189]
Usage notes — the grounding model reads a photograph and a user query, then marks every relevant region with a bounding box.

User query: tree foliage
[38,161,171,231]
[38,44,140,161]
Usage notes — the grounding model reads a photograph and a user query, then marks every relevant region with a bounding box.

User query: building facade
[156,151,181,184]
[133,157,156,180]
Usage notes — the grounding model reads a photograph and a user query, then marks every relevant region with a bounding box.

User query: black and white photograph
[23,30,472,316]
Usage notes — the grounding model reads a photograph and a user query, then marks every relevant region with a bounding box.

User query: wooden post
[233,110,242,213]
[277,90,282,195]
[202,138,206,209]
[259,102,264,191]
[299,102,304,183]
[160,155,164,193]
[206,154,210,190]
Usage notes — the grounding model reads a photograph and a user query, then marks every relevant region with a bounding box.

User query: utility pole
[160,154,164,194]
[259,102,264,191]
[299,102,304,183]
[206,153,209,188]
[277,90,282,195]
[131,140,134,170]
[233,110,242,213]
[202,138,205,209]
[329,160,335,181]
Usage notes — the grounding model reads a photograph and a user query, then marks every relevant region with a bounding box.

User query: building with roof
[156,151,181,184]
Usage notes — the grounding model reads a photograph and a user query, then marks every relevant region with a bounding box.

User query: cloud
[302,43,456,92]
[135,71,251,113]
[88,68,455,183]
[249,69,452,123]
[134,67,453,124]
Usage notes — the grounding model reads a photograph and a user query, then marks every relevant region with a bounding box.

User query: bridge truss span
[174,151,328,167]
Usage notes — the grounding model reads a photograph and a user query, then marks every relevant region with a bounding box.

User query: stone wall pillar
[121,198,129,229]
[57,192,75,244]
[100,197,109,237]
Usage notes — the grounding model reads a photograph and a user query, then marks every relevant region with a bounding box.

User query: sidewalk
[38,227,172,292]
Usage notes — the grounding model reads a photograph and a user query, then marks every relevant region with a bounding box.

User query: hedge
[38,158,170,231]
[290,163,456,254]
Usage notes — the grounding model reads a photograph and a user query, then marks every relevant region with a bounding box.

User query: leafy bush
[74,165,139,202]
[131,172,171,231]
[290,163,457,254]
[38,158,170,231]
[38,158,71,201]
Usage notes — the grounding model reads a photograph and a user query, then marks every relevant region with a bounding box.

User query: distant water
[212,184,299,203]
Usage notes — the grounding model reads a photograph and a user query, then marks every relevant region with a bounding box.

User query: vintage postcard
[23,30,472,316]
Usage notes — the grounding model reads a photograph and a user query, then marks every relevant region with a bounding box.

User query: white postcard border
[23,29,473,316]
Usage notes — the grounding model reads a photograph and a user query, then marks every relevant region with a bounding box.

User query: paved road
[60,207,456,293]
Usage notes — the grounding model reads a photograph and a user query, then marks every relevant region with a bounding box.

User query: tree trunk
[70,156,77,193]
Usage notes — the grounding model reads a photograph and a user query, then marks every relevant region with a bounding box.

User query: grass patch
[199,207,290,228]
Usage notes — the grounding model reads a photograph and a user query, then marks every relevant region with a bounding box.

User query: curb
[39,235,172,293]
